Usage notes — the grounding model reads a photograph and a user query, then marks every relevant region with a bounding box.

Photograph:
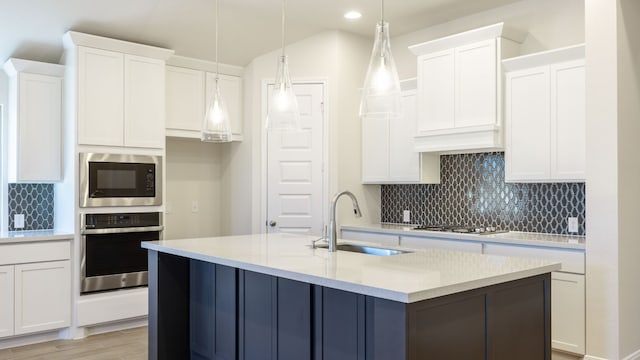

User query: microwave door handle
[81,225,164,235]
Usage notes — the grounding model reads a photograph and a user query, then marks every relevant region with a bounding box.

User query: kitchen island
[142,233,560,360]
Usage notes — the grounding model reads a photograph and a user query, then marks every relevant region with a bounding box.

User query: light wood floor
[0,327,147,360]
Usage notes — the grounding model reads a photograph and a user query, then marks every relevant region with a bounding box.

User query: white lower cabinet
[14,261,71,335]
[400,236,483,253]
[0,240,71,339]
[0,266,14,338]
[551,272,585,355]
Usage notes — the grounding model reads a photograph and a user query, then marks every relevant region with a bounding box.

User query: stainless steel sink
[315,243,412,256]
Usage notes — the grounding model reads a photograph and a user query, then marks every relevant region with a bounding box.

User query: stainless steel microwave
[79,153,162,207]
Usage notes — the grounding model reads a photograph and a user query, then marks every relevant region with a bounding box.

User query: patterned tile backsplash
[381,152,586,235]
[8,184,54,231]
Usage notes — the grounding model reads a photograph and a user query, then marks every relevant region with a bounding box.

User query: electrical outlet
[567,217,579,233]
[403,210,411,223]
[191,200,199,213]
[14,214,25,229]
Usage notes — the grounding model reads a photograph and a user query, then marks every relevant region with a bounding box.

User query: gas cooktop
[412,225,508,235]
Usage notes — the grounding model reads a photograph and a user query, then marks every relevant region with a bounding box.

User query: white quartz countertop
[342,224,585,250]
[142,233,560,303]
[0,229,74,244]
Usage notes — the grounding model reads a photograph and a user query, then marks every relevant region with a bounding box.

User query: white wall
[391,0,585,79]
[164,137,226,239]
[227,30,375,235]
[0,72,7,232]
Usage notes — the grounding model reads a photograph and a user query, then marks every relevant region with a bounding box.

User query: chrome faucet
[328,190,362,252]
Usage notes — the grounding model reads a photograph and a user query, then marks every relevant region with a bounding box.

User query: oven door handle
[81,225,164,235]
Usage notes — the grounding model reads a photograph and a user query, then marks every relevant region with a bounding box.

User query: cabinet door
[14,261,70,335]
[14,73,62,182]
[455,39,497,128]
[124,54,165,148]
[505,66,551,182]
[206,73,243,140]
[166,66,205,135]
[320,287,366,360]
[77,46,124,146]
[389,90,420,182]
[400,236,483,253]
[551,61,585,181]
[341,230,399,247]
[0,266,14,338]
[361,117,390,183]
[417,49,454,132]
[551,272,585,355]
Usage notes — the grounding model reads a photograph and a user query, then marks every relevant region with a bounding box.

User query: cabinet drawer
[483,243,584,274]
[0,241,71,266]
[340,230,399,246]
[400,236,483,253]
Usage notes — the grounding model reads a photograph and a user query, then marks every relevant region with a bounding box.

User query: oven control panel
[84,212,161,229]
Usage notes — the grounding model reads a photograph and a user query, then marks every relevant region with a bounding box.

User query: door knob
[268,220,277,227]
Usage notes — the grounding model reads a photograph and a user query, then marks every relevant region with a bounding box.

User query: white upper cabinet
[64,31,174,149]
[503,45,585,182]
[409,23,524,153]
[361,79,440,184]
[165,56,243,141]
[3,59,64,183]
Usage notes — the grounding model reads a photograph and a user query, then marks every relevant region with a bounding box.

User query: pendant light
[359,0,402,119]
[202,0,232,142]
[265,0,300,131]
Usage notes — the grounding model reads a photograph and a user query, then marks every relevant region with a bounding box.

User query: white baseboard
[623,349,640,360]
[585,355,608,360]
[0,330,62,350]
[77,287,148,327]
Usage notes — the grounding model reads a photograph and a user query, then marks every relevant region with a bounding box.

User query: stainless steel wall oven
[79,153,162,207]
[80,212,163,294]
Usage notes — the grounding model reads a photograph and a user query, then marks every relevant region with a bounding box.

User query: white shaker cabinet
[504,45,585,182]
[165,65,205,135]
[361,79,440,184]
[165,56,243,141]
[123,54,166,148]
[0,266,14,338]
[77,46,125,147]
[409,23,524,153]
[66,31,174,149]
[14,261,71,335]
[551,272,585,354]
[400,236,483,253]
[341,230,399,247]
[3,59,64,182]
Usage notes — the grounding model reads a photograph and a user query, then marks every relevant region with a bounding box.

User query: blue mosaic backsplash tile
[381,152,586,235]
[8,183,54,231]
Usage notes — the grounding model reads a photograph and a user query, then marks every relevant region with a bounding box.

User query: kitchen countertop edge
[0,229,75,244]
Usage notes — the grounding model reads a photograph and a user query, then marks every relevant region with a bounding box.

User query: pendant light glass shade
[202,77,232,142]
[359,19,402,119]
[266,55,300,131]
[266,0,300,131]
[201,0,232,142]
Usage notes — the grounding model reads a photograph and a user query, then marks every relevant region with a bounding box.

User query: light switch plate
[14,214,25,229]
[403,210,411,223]
[567,217,579,233]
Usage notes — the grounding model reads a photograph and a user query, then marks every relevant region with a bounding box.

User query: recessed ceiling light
[344,11,362,20]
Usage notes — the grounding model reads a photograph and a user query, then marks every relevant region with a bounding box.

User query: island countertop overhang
[142,233,560,303]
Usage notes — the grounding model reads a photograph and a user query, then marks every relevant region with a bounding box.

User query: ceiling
[0,0,521,67]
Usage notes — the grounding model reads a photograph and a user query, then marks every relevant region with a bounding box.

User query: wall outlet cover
[567,217,579,233]
[14,214,25,229]
[403,210,411,223]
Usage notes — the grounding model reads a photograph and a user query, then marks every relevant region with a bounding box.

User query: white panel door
[166,66,205,133]
[417,49,454,132]
[77,46,124,146]
[16,73,62,182]
[505,66,551,182]
[0,265,14,338]
[551,272,585,355]
[551,61,585,180]
[124,54,165,148]
[14,261,70,335]
[455,39,497,128]
[267,83,324,235]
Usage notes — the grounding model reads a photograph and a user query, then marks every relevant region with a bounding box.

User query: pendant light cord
[215,0,220,80]
[281,0,286,57]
